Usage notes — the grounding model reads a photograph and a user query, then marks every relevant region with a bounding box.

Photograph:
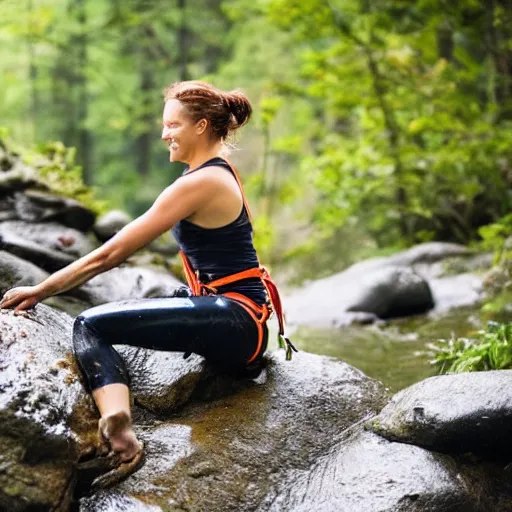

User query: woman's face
[161,99,204,163]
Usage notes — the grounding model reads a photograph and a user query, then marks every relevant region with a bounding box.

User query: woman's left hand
[0,286,42,312]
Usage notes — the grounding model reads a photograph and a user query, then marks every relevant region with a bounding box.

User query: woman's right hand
[0,286,43,312]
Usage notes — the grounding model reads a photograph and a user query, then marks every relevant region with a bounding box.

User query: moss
[0,133,108,215]
[3,481,25,497]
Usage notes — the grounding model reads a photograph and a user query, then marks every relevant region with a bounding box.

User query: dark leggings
[72,295,268,391]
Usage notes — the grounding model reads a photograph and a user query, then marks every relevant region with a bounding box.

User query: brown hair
[163,80,252,140]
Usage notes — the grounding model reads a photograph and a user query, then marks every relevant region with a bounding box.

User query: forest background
[1,0,511,284]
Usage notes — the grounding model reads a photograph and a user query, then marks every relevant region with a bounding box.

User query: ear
[196,119,208,135]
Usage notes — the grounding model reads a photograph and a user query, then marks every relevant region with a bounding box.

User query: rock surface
[0,220,96,259]
[367,370,512,457]
[13,190,96,232]
[93,210,132,242]
[0,305,92,512]
[260,429,475,512]
[285,242,488,328]
[346,266,434,318]
[0,250,49,294]
[75,266,183,306]
[79,351,388,511]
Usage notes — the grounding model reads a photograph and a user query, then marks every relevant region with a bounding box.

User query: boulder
[285,266,434,327]
[13,190,96,232]
[74,266,183,306]
[0,250,49,294]
[0,230,76,272]
[260,429,477,512]
[93,210,132,243]
[0,220,96,260]
[284,243,486,328]
[429,273,484,314]
[346,266,434,318]
[0,161,40,193]
[79,351,388,511]
[0,305,93,512]
[367,370,512,457]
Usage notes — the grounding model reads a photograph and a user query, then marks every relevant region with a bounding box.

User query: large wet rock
[285,266,434,328]
[367,370,512,457]
[0,220,96,260]
[260,429,476,512]
[74,266,183,306]
[346,266,434,318]
[93,210,132,243]
[0,250,49,294]
[429,273,484,314]
[0,305,93,512]
[79,351,388,511]
[0,230,77,272]
[285,242,487,328]
[0,220,96,274]
[12,190,96,232]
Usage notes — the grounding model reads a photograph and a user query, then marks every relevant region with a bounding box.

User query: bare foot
[98,411,143,462]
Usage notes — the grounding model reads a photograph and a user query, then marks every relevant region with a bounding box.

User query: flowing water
[293,305,511,392]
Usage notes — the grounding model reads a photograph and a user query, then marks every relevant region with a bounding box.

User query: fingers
[0,292,34,311]
[14,298,36,312]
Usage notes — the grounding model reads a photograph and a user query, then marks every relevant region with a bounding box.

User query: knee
[72,314,98,357]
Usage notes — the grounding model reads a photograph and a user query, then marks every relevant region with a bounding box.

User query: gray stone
[0,250,49,294]
[0,229,76,272]
[285,243,485,328]
[346,266,434,318]
[260,429,474,512]
[80,351,388,511]
[368,370,512,456]
[0,305,93,512]
[14,190,96,232]
[429,273,484,314]
[0,220,96,259]
[387,242,472,266]
[93,210,132,243]
[75,266,183,306]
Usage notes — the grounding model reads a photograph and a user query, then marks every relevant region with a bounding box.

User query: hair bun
[224,90,252,130]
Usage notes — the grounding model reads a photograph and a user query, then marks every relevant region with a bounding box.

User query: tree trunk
[27,0,39,141]
[436,20,454,62]
[135,52,154,177]
[178,0,190,81]
[485,0,512,118]
[76,0,92,184]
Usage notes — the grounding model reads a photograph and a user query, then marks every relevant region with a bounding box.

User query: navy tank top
[171,157,267,305]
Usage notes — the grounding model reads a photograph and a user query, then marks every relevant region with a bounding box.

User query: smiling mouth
[169,140,179,151]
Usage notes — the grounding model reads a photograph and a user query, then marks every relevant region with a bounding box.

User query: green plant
[430,322,512,374]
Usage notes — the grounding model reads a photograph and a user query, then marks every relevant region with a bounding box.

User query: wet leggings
[72,294,268,391]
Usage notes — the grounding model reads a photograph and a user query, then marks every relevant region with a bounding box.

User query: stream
[293,304,512,392]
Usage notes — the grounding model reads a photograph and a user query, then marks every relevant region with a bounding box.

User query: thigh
[78,296,260,365]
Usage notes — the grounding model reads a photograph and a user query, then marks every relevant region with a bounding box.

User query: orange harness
[178,159,297,362]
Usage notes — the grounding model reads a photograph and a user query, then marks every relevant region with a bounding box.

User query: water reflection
[293,307,497,392]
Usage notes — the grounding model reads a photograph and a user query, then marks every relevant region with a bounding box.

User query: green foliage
[1,0,512,271]
[430,322,512,374]
[3,134,106,214]
[478,213,512,254]
[252,213,276,264]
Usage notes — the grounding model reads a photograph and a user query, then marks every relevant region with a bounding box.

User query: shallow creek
[293,305,511,392]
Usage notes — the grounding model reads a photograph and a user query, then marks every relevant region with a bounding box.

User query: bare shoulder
[182,165,235,189]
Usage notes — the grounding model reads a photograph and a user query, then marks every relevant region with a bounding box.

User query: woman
[0,81,294,486]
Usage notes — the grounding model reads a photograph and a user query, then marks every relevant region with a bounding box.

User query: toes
[90,442,145,491]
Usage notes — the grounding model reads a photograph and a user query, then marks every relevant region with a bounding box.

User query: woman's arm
[1,172,214,310]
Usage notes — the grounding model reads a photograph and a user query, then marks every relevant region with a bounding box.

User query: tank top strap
[222,158,253,221]
[183,157,253,221]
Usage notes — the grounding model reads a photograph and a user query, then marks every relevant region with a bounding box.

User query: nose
[162,126,172,141]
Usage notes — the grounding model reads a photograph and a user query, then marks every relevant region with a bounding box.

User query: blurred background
[1,0,511,283]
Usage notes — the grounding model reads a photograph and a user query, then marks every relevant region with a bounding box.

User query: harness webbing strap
[177,158,297,361]
[178,251,297,361]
